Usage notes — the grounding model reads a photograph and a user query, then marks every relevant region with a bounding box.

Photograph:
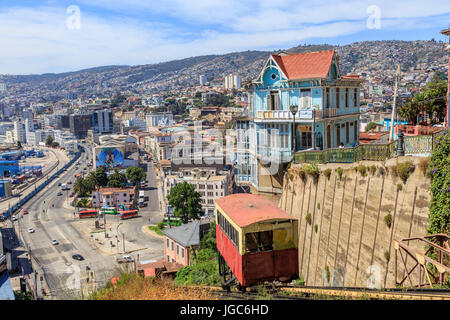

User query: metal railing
[294,127,448,164]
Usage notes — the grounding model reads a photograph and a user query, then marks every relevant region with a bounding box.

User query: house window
[177,245,179,255]
[167,239,169,248]
[345,88,349,108]
[336,88,340,108]
[167,255,170,262]
[354,120,358,142]
[171,241,174,251]
[245,230,273,253]
[346,122,350,144]
[300,89,311,108]
[325,88,330,108]
[182,248,185,258]
[354,89,358,107]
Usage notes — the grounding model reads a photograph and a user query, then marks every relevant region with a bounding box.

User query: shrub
[295,277,305,286]
[384,251,390,262]
[297,168,307,182]
[304,164,320,181]
[336,167,343,180]
[314,224,318,233]
[397,183,403,192]
[370,165,377,175]
[305,213,312,225]
[317,203,320,210]
[358,165,367,177]
[378,167,385,176]
[418,157,430,175]
[384,213,393,228]
[396,161,415,183]
[427,129,450,235]
[323,168,332,180]
[325,266,331,283]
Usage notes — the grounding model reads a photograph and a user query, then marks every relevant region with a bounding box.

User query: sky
[0,0,449,75]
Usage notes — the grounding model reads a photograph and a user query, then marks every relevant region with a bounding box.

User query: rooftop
[215,194,295,228]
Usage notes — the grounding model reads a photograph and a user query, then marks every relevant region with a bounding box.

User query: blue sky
[1,0,449,74]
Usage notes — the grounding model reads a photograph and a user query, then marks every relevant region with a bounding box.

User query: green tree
[167,182,203,223]
[45,135,54,146]
[200,222,216,251]
[398,77,447,125]
[107,169,127,188]
[17,141,22,149]
[365,121,378,132]
[126,166,146,186]
[51,141,60,148]
[74,177,90,197]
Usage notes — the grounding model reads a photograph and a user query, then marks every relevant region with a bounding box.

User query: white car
[27,227,35,233]
[51,239,59,245]
[11,216,18,222]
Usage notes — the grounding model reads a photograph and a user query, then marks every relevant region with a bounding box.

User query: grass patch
[148,225,164,236]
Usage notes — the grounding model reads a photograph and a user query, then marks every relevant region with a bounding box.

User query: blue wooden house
[235,49,364,192]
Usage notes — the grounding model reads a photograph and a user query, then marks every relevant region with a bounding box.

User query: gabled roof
[162,220,201,247]
[270,50,335,80]
[215,194,296,228]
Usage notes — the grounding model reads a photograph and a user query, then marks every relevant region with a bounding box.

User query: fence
[294,128,447,164]
[0,150,81,220]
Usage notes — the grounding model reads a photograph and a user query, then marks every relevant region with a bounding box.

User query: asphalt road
[13,144,164,299]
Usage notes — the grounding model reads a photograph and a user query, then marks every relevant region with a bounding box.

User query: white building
[93,109,113,134]
[199,75,207,86]
[0,82,6,92]
[223,73,241,90]
[145,112,174,128]
[13,121,26,144]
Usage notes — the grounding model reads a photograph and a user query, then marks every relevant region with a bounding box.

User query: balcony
[256,109,322,121]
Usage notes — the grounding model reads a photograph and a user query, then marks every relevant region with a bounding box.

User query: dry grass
[91,274,218,300]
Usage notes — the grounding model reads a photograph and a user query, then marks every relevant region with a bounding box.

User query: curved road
[15,143,164,299]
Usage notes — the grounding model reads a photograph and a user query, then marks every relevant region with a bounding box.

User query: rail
[294,127,448,164]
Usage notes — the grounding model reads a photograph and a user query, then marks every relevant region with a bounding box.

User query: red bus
[119,210,138,220]
[78,210,98,219]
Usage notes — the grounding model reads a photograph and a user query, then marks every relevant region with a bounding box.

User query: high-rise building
[93,109,113,134]
[13,121,26,144]
[69,114,92,139]
[199,75,207,86]
[0,82,7,92]
[223,73,241,90]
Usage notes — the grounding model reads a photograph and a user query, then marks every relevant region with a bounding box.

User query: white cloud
[0,1,449,74]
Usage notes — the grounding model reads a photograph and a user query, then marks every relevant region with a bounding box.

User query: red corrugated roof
[215,194,295,228]
[271,50,335,80]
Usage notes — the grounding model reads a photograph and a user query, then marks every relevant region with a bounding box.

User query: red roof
[271,50,335,80]
[215,194,295,228]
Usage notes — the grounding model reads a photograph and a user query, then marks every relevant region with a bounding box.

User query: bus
[119,210,138,220]
[78,210,98,219]
[100,206,117,215]
[163,216,181,227]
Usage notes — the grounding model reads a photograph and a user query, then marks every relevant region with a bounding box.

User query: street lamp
[289,105,298,154]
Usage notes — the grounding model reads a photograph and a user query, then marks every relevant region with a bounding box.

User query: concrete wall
[279,156,431,288]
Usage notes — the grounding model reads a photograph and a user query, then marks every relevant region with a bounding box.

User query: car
[72,254,84,261]
[58,182,62,186]
[51,239,59,245]
[11,216,18,222]
[27,227,35,233]
[69,193,74,197]
[67,181,72,184]
[23,210,28,215]
[57,192,63,196]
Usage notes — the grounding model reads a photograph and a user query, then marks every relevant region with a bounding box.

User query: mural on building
[95,147,124,168]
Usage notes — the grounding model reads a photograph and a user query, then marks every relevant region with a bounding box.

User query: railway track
[202,285,450,300]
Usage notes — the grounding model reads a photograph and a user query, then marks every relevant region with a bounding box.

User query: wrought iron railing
[294,128,448,164]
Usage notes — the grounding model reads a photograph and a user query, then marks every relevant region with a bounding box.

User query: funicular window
[245,230,273,253]
[217,211,239,249]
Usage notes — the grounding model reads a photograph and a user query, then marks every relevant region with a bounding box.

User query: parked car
[27,227,35,233]
[115,255,134,263]
[57,192,63,196]
[72,254,84,261]
[58,182,61,186]
[23,209,28,215]
[11,216,17,222]
[69,193,74,197]
[51,239,59,245]
[67,181,72,184]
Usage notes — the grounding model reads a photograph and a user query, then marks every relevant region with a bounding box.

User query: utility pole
[389,65,401,142]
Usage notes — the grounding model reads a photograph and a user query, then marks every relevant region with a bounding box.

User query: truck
[115,254,134,264]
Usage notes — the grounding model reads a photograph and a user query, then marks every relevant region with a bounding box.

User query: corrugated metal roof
[215,194,295,228]
[162,220,200,247]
